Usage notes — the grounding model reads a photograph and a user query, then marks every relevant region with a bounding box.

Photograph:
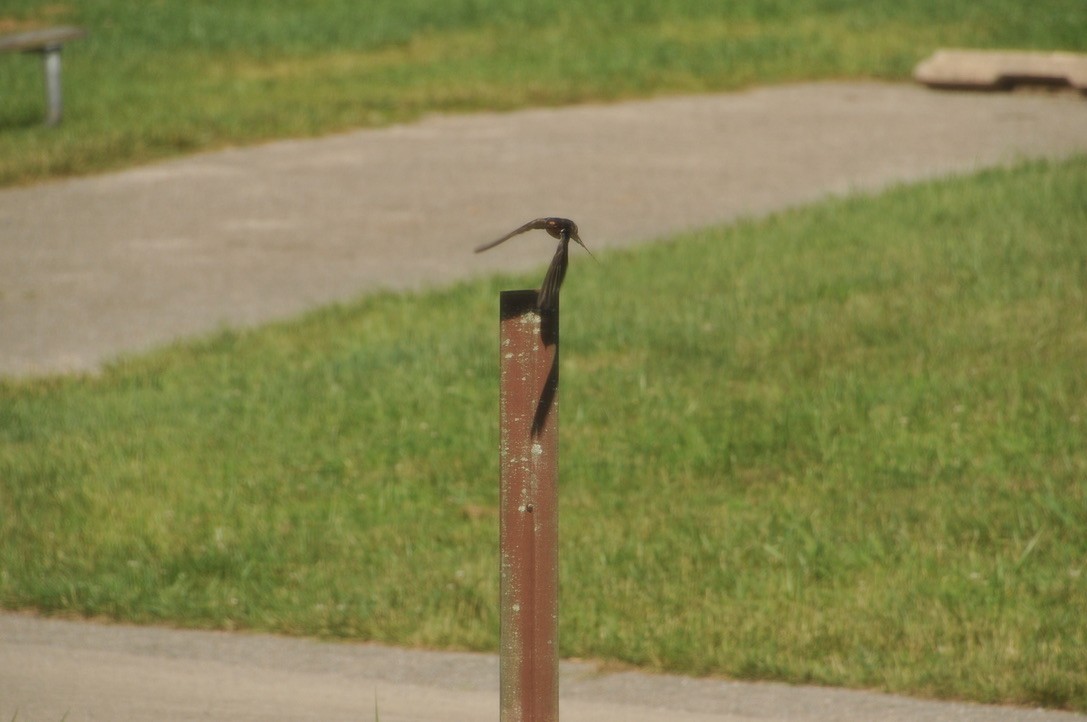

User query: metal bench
[0,25,87,126]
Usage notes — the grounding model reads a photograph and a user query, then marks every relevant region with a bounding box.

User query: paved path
[2,82,1087,720]
[2,81,1086,376]
[3,613,1085,722]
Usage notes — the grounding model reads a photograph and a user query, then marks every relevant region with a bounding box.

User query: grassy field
[2,155,1086,709]
[2,0,1086,185]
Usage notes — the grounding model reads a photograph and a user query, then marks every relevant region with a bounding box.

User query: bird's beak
[572,234,598,262]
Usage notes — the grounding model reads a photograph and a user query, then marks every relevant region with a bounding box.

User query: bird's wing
[474,218,551,253]
[537,240,569,312]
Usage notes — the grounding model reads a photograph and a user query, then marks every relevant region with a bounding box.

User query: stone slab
[914,49,1087,91]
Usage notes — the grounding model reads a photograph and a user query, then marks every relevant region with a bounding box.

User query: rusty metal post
[499,290,559,722]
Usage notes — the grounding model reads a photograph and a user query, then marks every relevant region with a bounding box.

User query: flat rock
[915,49,1087,91]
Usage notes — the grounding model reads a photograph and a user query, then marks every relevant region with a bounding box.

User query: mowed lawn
[1,0,1086,184]
[2,156,1086,709]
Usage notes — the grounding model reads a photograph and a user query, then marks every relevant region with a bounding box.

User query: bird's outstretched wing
[537,239,569,312]
[474,218,553,253]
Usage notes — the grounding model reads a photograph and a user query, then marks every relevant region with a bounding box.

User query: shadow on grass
[0,108,47,131]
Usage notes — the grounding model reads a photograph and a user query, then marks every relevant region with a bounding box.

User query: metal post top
[0,26,87,54]
[500,289,542,316]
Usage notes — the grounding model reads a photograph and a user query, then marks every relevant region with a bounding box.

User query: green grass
[3,156,1086,709]
[2,0,1085,185]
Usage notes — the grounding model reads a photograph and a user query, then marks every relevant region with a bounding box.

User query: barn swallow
[475,217,594,312]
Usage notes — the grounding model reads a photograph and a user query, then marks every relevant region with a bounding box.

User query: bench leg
[42,46,64,126]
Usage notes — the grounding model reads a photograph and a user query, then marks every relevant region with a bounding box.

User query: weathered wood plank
[0,26,86,54]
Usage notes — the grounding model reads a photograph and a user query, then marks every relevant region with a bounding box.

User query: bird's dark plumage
[474,217,580,253]
[475,217,593,311]
[538,238,569,313]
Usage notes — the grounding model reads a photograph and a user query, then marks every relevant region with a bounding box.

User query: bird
[474,217,595,312]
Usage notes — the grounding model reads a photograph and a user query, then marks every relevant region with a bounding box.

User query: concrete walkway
[2,82,1087,720]
[3,613,1085,722]
[2,81,1086,376]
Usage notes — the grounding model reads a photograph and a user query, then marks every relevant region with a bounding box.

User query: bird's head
[569,227,597,262]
